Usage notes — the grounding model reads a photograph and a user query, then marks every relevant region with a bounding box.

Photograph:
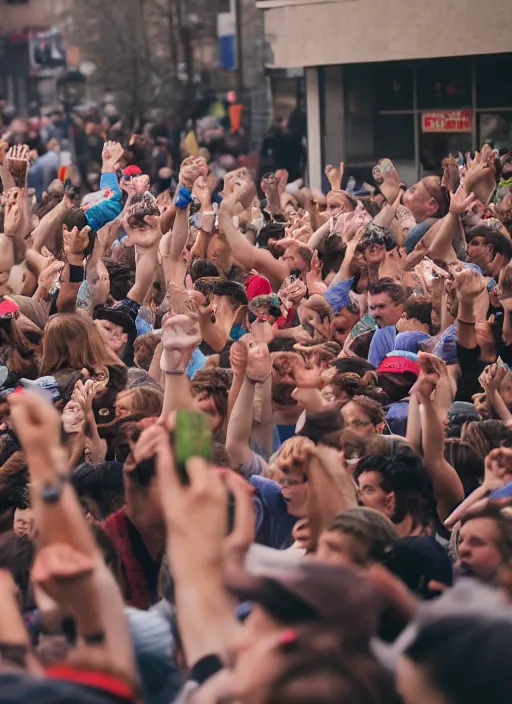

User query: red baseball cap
[377,355,419,377]
[123,165,143,177]
[245,274,272,301]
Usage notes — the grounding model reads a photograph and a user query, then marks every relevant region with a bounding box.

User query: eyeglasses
[278,478,307,488]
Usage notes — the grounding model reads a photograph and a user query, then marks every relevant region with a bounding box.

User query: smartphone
[172,410,213,485]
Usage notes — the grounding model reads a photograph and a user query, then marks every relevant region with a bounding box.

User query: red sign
[422,110,472,133]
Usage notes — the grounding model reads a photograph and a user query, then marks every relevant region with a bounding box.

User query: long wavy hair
[40,313,123,376]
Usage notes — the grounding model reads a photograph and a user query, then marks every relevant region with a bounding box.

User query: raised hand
[275,168,289,194]
[123,194,161,248]
[483,447,512,492]
[454,268,486,302]
[442,154,461,194]
[63,224,91,256]
[193,175,212,208]
[229,338,248,378]
[179,155,208,189]
[411,351,445,403]
[101,141,124,171]
[8,391,63,473]
[479,363,507,394]
[6,144,30,189]
[160,312,202,373]
[3,187,23,237]
[325,162,344,191]
[37,259,65,291]
[240,334,271,383]
[449,185,476,216]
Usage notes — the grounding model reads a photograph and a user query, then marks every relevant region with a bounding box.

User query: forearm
[250,376,274,460]
[485,388,512,424]
[173,571,241,666]
[149,341,163,384]
[406,393,422,455]
[32,199,69,252]
[226,377,256,467]
[27,454,99,558]
[161,371,196,418]
[159,203,176,234]
[219,211,256,270]
[421,400,464,519]
[307,220,330,250]
[57,256,83,312]
[428,213,459,264]
[445,484,489,528]
[0,165,15,192]
[227,372,244,421]
[373,203,397,230]
[128,244,158,305]
[457,300,477,347]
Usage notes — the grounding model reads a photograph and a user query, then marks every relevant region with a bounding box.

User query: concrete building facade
[257,0,512,188]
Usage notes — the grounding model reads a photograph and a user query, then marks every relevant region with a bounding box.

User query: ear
[385,490,396,518]
[121,332,129,346]
[375,422,386,434]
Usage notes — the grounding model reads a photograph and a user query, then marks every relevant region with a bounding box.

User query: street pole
[235,0,244,99]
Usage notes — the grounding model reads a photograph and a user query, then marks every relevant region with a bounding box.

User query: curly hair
[191,367,232,422]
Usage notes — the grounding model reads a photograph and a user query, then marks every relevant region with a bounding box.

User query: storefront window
[477,54,512,108]
[417,58,472,110]
[375,114,414,161]
[374,63,413,111]
[479,112,512,150]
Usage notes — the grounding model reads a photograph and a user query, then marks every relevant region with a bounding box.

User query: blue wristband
[175,184,192,210]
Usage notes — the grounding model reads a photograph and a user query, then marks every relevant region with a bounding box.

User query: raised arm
[8,391,138,689]
[226,336,271,471]
[412,353,464,522]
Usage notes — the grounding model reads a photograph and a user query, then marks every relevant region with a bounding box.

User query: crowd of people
[0,107,511,704]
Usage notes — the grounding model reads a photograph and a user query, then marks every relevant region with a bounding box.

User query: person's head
[71,461,125,522]
[444,438,484,496]
[354,455,433,535]
[191,367,231,434]
[41,313,121,376]
[398,616,512,704]
[341,396,386,437]
[317,507,398,569]
[396,295,432,335]
[402,176,449,222]
[189,257,221,283]
[326,190,357,218]
[321,371,364,407]
[376,355,419,404]
[457,504,512,582]
[462,419,512,458]
[467,226,512,276]
[133,332,160,371]
[12,486,34,538]
[282,244,312,275]
[102,260,135,302]
[114,385,164,418]
[368,279,405,328]
[275,436,314,518]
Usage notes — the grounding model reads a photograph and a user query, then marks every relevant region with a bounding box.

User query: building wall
[261,0,512,68]
[0,0,54,33]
